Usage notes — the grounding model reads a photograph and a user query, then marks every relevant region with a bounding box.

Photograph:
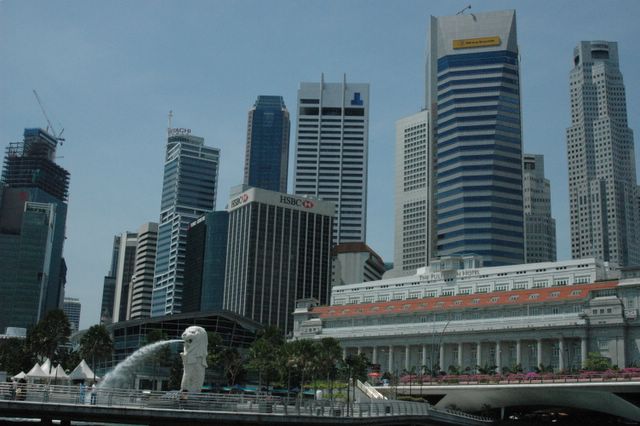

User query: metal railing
[356,379,387,399]
[395,372,640,386]
[0,383,492,423]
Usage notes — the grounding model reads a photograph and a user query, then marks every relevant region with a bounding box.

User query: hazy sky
[1,1,639,330]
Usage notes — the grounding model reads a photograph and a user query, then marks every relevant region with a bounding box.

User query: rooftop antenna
[33,89,66,144]
[168,110,174,134]
[456,4,471,14]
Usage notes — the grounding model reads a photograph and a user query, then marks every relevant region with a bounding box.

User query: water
[99,339,182,389]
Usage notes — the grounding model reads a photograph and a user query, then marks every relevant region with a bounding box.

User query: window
[529,294,539,300]
[550,291,560,298]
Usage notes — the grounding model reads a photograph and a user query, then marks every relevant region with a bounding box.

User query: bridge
[0,383,491,426]
[375,374,640,421]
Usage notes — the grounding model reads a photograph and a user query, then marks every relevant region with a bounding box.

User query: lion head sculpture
[181,326,208,368]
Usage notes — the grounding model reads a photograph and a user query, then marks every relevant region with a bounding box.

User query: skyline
[1,0,640,329]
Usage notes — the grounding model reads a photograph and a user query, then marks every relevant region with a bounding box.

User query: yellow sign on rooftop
[452,36,501,49]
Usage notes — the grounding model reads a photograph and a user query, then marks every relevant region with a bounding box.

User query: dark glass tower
[182,211,229,313]
[429,10,524,266]
[244,96,290,193]
[0,128,70,330]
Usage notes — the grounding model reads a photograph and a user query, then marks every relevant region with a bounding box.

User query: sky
[1,0,639,330]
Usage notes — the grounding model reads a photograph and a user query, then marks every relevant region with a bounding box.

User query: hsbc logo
[230,193,249,208]
[280,195,314,209]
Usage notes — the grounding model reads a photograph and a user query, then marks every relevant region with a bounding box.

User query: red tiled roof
[314,280,619,319]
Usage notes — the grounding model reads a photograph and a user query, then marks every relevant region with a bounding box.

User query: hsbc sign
[279,195,314,209]
[230,193,249,208]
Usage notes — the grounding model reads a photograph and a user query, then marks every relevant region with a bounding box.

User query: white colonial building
[294,257,640,374]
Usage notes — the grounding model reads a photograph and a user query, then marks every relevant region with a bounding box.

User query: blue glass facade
[244,96,290,193]
[151,132,220,317]
[431,11,524,266]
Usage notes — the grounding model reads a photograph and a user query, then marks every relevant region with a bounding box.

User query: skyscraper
[151,128,220,317]
[428,10,524,266]
[223,187,333,334]
[293,75,369,244]
[0,128,70,330]
[244,96,290,192]
[182,211,228,313]
[112,231,137,323]
[100,235,120,325]
[0,202,58,332]
[567,41,639,267]
[63,297,81,333]
[393,110,433,275]
[523,154,557,263]
[127,222,158,320]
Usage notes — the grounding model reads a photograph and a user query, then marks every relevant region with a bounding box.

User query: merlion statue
[180,326,208,392]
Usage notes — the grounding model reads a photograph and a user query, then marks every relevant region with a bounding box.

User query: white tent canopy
[40,358,52,375]
[11,371,26,380]
[69,359,99,382]
[26,363,49,379]
[50,364,70,381]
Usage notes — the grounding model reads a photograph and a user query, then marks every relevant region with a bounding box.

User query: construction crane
[456,4,471,15]
[33,89,65,144]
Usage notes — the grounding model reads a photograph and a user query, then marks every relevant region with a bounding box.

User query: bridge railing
[396,370,640,386]
[0,383,492,423]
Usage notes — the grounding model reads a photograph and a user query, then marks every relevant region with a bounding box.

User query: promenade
[0,383,492,425]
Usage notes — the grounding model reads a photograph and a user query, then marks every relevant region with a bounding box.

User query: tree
[340,353,370,382]
[314,338,342,399]
[207,332,224,368]
[221,347,245,386]
[79,324,113,380]
[0,338,31,375]
[26,309,71,362]
[247,326,284,390]
[585,352,612,371]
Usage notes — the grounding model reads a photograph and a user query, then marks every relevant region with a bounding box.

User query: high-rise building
[182,211,228,313]
[151,128,220,317]
[523,154,556,263]
[428,10,524,266]
[0,202,58,332]
[332,242,385,286]
[127,222,158,320]
[223,187,334,334]
[100,235,120,325]
[0,128,70,330]
[567,41,639,267]
[63,297,81,333]
[244,96,290,193]
[293,75,369,244]
[393,110,433,276]
[112,232,137,323]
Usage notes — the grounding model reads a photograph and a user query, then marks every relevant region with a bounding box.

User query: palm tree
[314,338,342,400]
[247,326,283,391]
[79,325,113,381]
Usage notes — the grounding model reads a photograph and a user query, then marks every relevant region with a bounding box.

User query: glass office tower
[428,10,524,266]
[0,128,70,330]
[151,130,220,317]
[244,96,290,193]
